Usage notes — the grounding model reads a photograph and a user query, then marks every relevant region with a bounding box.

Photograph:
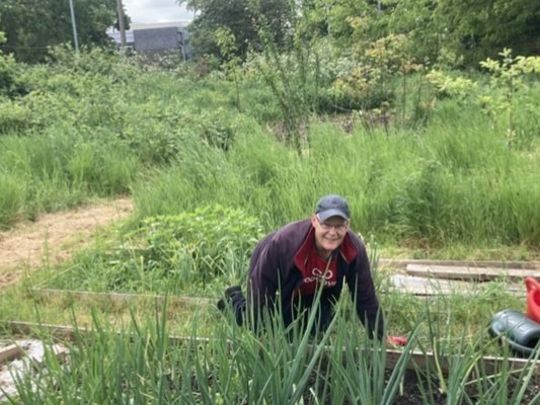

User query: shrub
[140,205,263,280]
[0,99,33,134]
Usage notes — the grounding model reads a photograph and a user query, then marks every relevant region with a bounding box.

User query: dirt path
[0,198,134,289]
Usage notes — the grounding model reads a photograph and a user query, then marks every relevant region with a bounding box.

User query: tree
[433,0,540,64]
[378,0,540,66]
[309,0,540,67]
[0,0,121,63]
[178,0,290,59]
[0,31,19,96]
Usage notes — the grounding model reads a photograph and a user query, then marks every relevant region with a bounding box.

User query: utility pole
[116,0,127,53]
[68,0,79,53]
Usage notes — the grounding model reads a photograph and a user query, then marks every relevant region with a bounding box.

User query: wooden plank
[3,320,539,375]
[389,275,524,297]
[386,348,540,375]
[380,258,540,270]
[406,264,540,282]
[31,288,213,307]
[0,344,23,364]
[0,340,69,402]
[390,274,482,296]
[5,321,80,341]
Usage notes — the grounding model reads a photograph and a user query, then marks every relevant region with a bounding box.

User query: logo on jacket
[303,267,336,286]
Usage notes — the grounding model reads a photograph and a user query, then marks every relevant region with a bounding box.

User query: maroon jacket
[247,219,383,338]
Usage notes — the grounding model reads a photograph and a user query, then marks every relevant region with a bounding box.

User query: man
[220,194,384,340]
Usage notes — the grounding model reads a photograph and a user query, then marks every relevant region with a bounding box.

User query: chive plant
[7,294,540,404]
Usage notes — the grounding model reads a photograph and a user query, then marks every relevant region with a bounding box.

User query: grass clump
[47,205,263,296]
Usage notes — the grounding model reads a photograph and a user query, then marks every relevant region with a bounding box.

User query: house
[107,21,192,60]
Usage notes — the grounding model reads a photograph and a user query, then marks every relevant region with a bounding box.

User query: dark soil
[299,368,540,404]
[393,369,540,404]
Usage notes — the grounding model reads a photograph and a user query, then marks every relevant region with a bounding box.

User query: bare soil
[0,198,133,289]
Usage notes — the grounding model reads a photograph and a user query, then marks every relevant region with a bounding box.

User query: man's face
[311,214,349,257]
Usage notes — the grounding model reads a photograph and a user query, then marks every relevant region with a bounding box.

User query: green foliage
[0,172,25,228]
[0,0,118,63]
[425,70,477,99]
[215,27,242,111]
[431,0,540,65]
[254,0,325,153]
[140,205,263,278]
[179,0,290,59]
[0,98,33,134]
[329,32,424,127]
[478,48,540,148]
[325,0,540,68]
[49,205,263,293]
[425,49,540,149]
[0,31,25,98]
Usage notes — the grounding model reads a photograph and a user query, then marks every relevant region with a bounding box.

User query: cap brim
[318,209,349,222]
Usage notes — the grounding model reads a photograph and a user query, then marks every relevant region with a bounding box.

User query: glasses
[316,215,349,232]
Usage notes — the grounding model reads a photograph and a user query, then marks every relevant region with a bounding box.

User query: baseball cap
[315,194,350,221]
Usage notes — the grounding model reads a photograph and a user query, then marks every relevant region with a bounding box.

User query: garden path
[0,198,133,289]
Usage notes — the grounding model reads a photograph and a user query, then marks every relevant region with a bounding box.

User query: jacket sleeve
[247,236,281,327]
[345,244,384,340]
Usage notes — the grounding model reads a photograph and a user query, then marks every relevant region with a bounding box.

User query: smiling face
[311,214,350,258]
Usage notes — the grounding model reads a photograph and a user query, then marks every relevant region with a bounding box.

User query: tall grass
[132,109,539,250]
[0,130,137,228]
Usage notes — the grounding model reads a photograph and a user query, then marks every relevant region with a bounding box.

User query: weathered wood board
[389,274,524,296]
[380,258,540,270]
[406,264,540,282]
[31,288,212,306]
[0,344,22,364]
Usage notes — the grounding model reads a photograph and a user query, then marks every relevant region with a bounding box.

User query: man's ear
[310,214,318,227]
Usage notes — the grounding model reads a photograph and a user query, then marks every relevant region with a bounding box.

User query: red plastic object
[387,335,408,346]
[525,277,540,323]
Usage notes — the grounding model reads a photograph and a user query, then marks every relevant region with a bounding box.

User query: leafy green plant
[478,48,540,148]
[140,205,263,280]
[332,33,423,127]
[215,26,242,111]
[256,0,322,154]
[425,70,477,99]
[0,31,24,98]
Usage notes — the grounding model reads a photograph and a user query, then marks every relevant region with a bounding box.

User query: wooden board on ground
[389,275,524,296]
[0,344,23,364]
[0,340,69,401]
[380,259,540,270]
[31,288,213,307]
[406,264,540,282]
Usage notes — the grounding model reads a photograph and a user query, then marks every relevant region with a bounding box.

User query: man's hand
[387,335,408,347]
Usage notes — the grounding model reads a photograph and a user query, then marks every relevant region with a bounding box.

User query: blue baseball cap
[315,194,350,221]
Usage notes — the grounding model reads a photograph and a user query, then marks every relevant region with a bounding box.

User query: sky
[123,0,195,24]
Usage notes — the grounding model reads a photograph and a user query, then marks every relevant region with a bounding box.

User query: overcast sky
[123,0,195,24]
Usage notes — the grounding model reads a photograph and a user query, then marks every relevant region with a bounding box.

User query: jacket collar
[293,226,358,273]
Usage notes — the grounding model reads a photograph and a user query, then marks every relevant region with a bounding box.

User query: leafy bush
[140,205,263,279]
[425,70,478,99]
[0,98,33,134]
[0,32,26,98]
